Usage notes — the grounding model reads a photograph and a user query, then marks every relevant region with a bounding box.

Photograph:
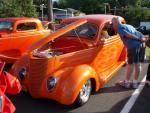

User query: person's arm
[124,30,147,42]
[124,30,139,39]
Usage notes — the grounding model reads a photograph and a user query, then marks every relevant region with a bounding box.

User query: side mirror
[9,27,13,32]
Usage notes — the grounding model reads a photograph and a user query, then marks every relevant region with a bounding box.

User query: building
[54,8,85,20]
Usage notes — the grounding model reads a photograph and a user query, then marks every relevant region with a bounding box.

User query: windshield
[0,21,12,30]
[58,22,97,38]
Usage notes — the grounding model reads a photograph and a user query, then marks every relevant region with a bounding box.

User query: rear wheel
[76,79,92,106]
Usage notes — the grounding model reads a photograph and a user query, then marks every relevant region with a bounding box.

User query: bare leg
[134,63,141,80]
[126,64,134,80]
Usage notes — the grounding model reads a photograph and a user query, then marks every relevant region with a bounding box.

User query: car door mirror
[9,27,13,32]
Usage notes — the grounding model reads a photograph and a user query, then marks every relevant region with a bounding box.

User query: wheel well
[90,78,96,92]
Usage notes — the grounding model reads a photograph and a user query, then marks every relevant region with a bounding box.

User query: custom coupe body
[0,17,51,63]
[11,15,127,106]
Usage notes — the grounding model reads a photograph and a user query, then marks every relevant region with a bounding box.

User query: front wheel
[76,79,92,106]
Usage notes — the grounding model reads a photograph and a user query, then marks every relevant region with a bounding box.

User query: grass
[145,47,150,57]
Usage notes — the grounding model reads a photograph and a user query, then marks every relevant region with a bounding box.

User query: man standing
[112,17,146,88]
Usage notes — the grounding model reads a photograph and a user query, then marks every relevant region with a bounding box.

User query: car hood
[27,19,87,53]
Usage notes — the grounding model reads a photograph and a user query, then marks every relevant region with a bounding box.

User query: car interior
[101,22,117,40]
[17,22,36,31]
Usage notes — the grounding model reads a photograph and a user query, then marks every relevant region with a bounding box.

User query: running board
[101,61,125,84]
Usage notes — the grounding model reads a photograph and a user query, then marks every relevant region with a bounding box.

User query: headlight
[18,68,27,81]
[47,76,57,91]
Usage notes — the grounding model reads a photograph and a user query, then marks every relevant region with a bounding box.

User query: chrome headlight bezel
[47,76,57,91]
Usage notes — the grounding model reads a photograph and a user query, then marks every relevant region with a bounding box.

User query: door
[92,22,124,78]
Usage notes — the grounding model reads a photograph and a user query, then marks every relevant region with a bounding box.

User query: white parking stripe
[120,75,146,113]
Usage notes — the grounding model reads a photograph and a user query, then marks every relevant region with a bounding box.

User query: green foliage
[0,0,38,17]
[119,0,150,26]
[74,10,81,16]
[0,0,149,26]
[58,0,150,26]
[58,0,105,14]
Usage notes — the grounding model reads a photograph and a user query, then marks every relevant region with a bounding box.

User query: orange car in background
[0,17,51,63]
[11,15,127,106]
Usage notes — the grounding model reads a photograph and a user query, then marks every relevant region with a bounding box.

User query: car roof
[63,14,121,25]
[0,17,39,23]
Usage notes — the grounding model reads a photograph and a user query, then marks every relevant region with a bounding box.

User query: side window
[107,23,116,36]
[17,22,36,31]
[101,22,116,39]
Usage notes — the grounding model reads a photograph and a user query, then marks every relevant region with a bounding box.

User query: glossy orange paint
[0,17,51,63]
[11,15,127,105]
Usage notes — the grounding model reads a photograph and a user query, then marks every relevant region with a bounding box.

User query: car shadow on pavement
[8,91,79,113]
[94,84,134,95]
[8,85,133,113]
[8,84,148,113]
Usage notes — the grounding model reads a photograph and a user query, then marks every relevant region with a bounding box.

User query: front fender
[57,64,100,105]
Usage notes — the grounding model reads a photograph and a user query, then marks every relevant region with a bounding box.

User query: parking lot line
[120,75,146,113]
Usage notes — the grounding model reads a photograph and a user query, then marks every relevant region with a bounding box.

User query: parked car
[11,15,127,106]
[0,61,21,113]
[0,17,51,63]
[136,26,150,35]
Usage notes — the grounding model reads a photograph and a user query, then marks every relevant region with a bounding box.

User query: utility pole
[104,3,109,14]
[47,0,53,22]
[40,4,44,21]
[114,6,116,15]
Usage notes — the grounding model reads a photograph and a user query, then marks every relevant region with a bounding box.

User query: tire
[76,79,92,106]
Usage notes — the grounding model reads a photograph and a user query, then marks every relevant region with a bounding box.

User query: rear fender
[119,46,127,61]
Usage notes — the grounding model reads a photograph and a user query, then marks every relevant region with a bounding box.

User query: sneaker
[117,80,131,88]
[132,80,138,89]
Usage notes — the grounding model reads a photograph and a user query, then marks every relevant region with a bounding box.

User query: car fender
[56,64,100,105]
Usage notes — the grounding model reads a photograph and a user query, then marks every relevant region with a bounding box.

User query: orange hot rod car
[0,17,51,63]
[11,15,127,106]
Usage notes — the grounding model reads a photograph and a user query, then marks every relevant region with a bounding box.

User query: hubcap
[79,80,91,103]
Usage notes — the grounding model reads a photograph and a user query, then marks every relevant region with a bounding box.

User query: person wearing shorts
[112,17,146,88]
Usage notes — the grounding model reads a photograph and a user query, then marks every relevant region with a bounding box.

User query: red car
[0,61,21,113]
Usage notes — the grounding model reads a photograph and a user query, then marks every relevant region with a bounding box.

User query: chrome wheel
[76,79,92,105]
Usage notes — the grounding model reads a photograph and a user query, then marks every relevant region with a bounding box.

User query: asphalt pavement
[8,62,150,113]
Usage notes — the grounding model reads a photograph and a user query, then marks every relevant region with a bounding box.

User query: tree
[0,0,38,17]
[16,0,38,17]
[53,1,59,8]
[58,0,105,14]
[119,0,150,26]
